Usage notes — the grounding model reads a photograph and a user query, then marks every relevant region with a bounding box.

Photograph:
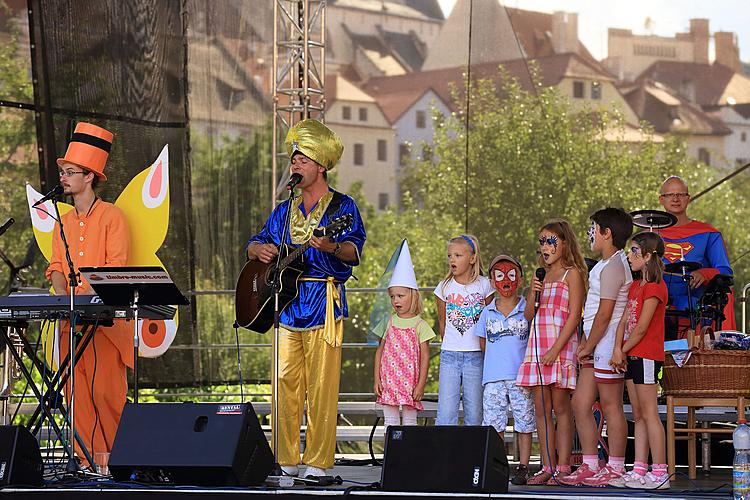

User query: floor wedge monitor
[109,402,274,486]
[381,425,509,493]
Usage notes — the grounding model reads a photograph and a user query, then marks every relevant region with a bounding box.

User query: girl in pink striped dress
[517,219,587,484]
[373,241,436,434]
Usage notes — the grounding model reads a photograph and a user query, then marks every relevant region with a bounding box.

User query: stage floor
[0,464,734,500]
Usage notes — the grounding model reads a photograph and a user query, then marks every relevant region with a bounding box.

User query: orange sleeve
[105,206,130,266]
[45,221,65,281]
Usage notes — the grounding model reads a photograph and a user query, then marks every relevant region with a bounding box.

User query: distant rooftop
[329,0,444,21]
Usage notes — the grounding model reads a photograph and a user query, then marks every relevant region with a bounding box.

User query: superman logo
[664,241,695,263]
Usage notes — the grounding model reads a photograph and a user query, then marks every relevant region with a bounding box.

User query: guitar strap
[321,190,343,225]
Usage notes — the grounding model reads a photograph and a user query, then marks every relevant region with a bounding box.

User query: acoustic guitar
[235,214,353,332]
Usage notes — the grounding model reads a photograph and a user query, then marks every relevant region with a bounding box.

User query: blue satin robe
[246,189,366,331]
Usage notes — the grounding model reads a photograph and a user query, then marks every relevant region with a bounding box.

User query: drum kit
[630,209,733,333]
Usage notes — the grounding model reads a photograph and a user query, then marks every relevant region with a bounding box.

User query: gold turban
[285,119,344,171]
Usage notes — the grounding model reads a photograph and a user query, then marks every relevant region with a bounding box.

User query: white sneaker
[304,466,327,478]
[625,471,670,490]
[608,470,641,488]
[280,465,299,477]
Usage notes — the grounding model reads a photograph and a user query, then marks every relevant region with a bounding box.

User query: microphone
[286,173,303,191]
[0,218,14,237]
[32,185,64,207]
[534,267,547,309]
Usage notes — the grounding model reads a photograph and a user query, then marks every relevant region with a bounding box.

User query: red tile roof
[621,80,731,136]
[363,52,613,122]
[637,61,750,106]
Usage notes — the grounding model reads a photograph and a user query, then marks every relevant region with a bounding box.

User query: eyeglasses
[660,192,690,200]
[59,170,86,178]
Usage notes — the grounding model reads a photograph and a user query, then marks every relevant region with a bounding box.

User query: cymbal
[630,209,677,230]
[664,260,701,273]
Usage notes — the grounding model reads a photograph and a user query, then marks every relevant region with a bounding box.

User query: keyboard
[0,294,176,323]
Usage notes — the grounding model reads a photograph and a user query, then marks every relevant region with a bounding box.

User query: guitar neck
[280,241,312,269]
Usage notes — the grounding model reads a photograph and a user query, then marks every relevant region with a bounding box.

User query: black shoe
[511,464,529,485]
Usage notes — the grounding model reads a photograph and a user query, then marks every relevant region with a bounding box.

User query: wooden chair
[666,395,746,479]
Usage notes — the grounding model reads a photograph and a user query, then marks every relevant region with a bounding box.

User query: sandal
[527,469,553,485]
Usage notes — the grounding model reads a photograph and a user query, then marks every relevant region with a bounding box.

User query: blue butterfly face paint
[538,235,559,250]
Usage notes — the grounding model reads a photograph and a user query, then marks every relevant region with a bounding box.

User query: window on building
[358,107,368,121]
[742,131,747,142]
[421,144,432,162]
[342,106,351,120]
[378,193,389,211]
[354,143,364,166]
[573,81,585,99]
[591,81,602,100]
[377,139,387,161]
[399,143,411,166]
[698,148,711,166]
[416,110,426,129]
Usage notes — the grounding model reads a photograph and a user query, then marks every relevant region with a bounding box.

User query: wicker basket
[663,348,750,397]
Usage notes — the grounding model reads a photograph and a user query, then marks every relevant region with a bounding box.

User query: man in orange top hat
[45,122,133,466]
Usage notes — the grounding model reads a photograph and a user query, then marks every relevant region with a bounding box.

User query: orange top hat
[56,122,114,181]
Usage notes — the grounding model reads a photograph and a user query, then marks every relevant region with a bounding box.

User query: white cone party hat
[388,239,418,289]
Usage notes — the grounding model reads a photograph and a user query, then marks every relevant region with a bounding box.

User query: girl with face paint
[608,233,670,490]
[516,219,587,485]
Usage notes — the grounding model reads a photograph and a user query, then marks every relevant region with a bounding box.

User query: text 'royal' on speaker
[109,402,274,486]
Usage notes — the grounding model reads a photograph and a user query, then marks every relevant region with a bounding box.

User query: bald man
[658,176,735,336]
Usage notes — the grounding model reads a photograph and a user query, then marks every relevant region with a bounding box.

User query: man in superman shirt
[658,176,735,338]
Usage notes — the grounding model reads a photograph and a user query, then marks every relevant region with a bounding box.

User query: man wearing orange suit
[45,122,133,465]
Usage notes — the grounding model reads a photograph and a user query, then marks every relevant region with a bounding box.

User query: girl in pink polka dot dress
[373,241,436,432]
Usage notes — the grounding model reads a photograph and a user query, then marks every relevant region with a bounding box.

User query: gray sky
[438,0,750,63]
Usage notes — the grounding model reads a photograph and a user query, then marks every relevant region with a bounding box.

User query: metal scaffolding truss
[272,0,326,207]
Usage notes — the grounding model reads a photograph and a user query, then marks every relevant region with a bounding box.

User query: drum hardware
[699,274,734,331]
[664,261,702,330]
[630,209,677,231]
[1,327,25,424]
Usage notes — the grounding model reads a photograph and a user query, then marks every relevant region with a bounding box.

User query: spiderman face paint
[492,262,520,297]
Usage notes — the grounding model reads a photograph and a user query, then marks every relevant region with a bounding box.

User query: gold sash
[299,276,343,347]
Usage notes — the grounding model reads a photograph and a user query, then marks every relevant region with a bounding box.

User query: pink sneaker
[582,465,624,487]
[608,470,641,488]
[557,463,597,486]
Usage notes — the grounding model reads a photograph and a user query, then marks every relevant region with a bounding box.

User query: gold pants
[272,323,342,469]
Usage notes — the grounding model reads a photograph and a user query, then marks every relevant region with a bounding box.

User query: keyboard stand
[1,320,97,466]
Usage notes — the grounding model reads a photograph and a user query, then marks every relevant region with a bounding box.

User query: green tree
[343,65,750,397]
[399,66,748,309]
[0,13,43,293]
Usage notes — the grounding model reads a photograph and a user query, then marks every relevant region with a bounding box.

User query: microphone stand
[269,186,296,477]
[51,196,92,472]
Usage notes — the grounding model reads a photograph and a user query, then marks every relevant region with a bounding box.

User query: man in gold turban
[246,119,366,477]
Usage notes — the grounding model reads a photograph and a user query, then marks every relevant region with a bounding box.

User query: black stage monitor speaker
[109,402,274,486]
[381,425,509,493]
[0,425,43,486]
